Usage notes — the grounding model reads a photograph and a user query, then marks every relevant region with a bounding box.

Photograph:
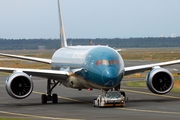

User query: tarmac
[0,60,179,120]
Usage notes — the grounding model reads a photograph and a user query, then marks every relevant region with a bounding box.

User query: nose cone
[102,67,119,86]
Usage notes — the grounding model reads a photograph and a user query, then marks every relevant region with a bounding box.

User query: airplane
[0,0,180,104]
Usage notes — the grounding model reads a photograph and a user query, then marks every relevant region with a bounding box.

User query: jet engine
[5,72,33,99]
[146,68,174,94]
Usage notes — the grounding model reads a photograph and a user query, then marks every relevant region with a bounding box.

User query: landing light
[88,88,92,91]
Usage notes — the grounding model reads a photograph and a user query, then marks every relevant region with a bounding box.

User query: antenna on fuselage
[57,0,67,48]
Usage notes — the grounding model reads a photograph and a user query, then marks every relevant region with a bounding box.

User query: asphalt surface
[0,78,180,120]
[0,60,180,120]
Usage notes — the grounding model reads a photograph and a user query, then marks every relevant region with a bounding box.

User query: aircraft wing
[124,59,180,75]
[0,67,69,80]
[0,53,51,64]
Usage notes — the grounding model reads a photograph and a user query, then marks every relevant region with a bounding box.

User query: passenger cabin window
[96,60,119,66]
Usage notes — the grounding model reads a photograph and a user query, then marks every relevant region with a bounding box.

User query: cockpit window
[96,60,119,66]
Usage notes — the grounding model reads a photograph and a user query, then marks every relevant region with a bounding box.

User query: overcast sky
[0,0,180,39]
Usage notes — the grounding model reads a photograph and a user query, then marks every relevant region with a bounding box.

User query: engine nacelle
[5,72,33,99]
[146,68,174,94]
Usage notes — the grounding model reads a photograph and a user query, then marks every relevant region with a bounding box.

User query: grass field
[120,47,180,61]
[126,80,180,93]
[0,50,53,69]
[0,118,27,120]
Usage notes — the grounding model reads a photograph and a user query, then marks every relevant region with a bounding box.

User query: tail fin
[57,0,67,48]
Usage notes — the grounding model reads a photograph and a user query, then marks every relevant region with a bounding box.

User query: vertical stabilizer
[57,0,67,48]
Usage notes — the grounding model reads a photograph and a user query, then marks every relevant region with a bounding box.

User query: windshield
[96,60,119,66]
[106,92,120,98]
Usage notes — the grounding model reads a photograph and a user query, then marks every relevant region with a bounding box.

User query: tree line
[0,37,180,50]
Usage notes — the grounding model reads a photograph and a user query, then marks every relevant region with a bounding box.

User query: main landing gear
[41,79,60,104]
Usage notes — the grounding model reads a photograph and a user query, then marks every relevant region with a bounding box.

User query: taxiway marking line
[35,89,180,116]
[1,84,180,116]
[121,89,180,99]
[117,108,180,115]
[0,110,83,120]
[0,84,84,119]
[33,91,91,104]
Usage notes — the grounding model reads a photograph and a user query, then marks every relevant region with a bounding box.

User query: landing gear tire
[52,93,58,104]
[41,94,58,104]
[42,79,60,104]
[41,94,47,104]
